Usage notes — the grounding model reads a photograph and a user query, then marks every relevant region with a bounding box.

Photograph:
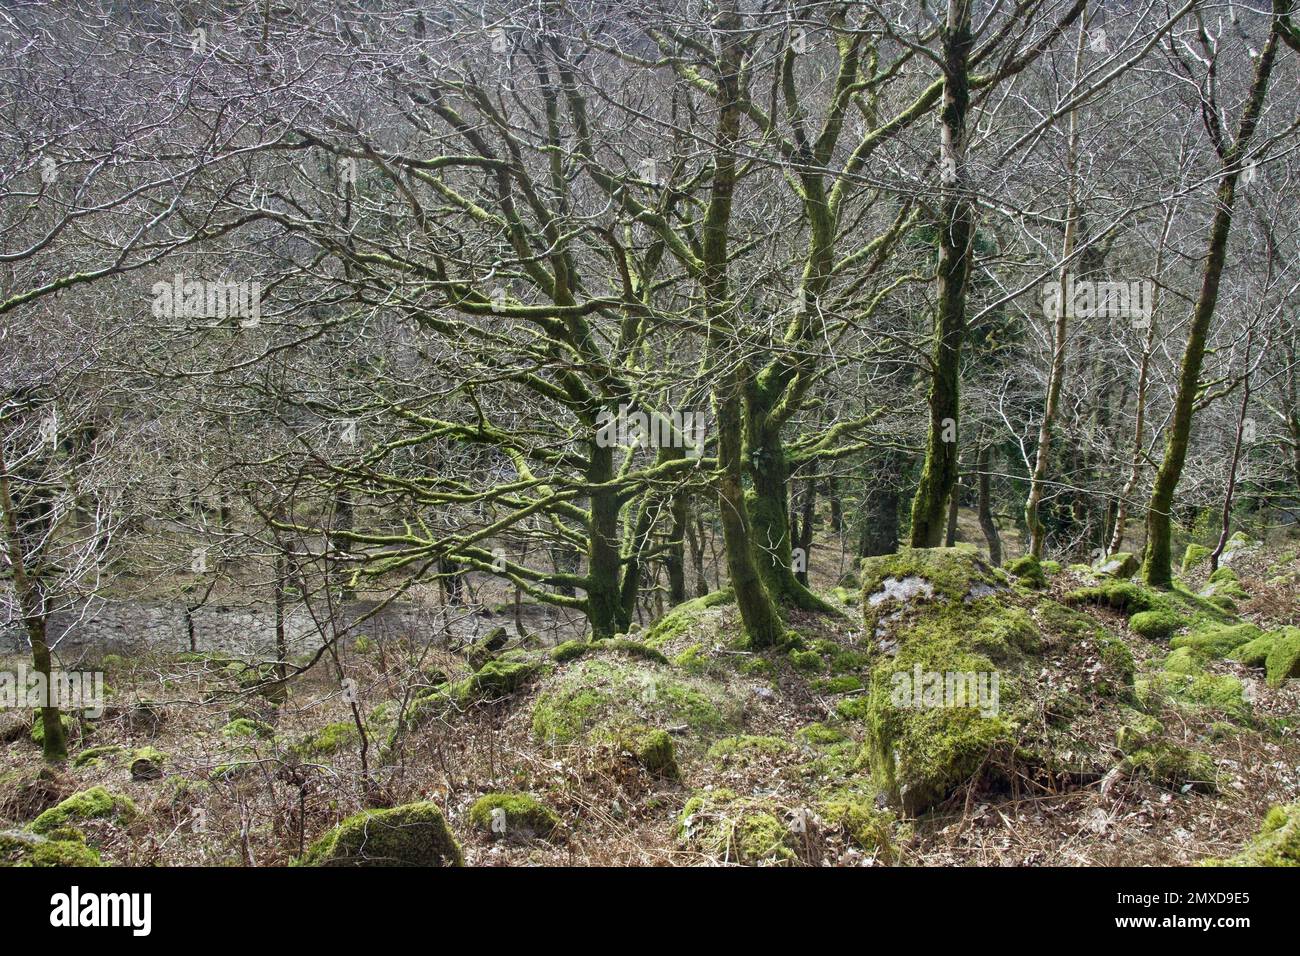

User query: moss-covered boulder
[531,649,742,747]
[1095,552,1140,579]
[818,788,900,860]
[1170,624,1262,663]
[1137,671,1251,724]
[0,828,100,867]
[128,747,167,782]
[644,589,734,648]
[619,726,679,779]
[300,802,462,866]
[1115,710,1164,753]
[30,787,136,835]
[858,548,1030,814]
[1063,580,1153,613]
[678,789,800,865]
[1263,627,1300,688]
[1204,804,1300,866]
[1129,609,1184,639]
[292,721,361,757]
[1004,554,1046,589]
[72,745,125,769]
[403,655,541,732]
[467,792,560,839]
[1181,543,1211,574]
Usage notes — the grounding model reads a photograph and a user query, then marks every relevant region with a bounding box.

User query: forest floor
[2,532,1298,867]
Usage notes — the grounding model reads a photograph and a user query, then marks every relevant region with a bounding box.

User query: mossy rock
[817,789,899,860]
[1129,609,1184,639]
[30,787,136,835]
[300,802,462,866]
[788,649,824,673]
[531,654,742,747]
[404,657,540,731]
[619,726,679,779]
[551,640,588,663]
[678,789,800,865]
[292,721,361,757]
[1204,804,1300,866]
[1115,710,1164,753]
[129,747,167,782]
[73,745,125,769]
[1063,580,1153,613]
[1262,627,1300,688]
[1094,552,1140,579]
[644,589,734,647]
[0,828,100,867]
[467,792,561,839]
[590,637,669,665]
[1181,543,1211,574]
[1162,647,1201,676]
[1121,742,1216,792]
[814,674,864,695]
[1170,623,1262,663]
[861,547,1006,635]
[1136,672,1251,724]
[1004,554,1046,589]
[221,717,274,740]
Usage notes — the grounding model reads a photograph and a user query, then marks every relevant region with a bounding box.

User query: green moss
[1129,609,1185,639]
[300,802,462,866]
[30,711,74,747]
[644,589,734,647]
[1204,804,1300,866]
[795,723,849,748]
[1040,560,1062,576]
[531,656,740,745]
[1115,710,1164,753]
[221,717,274,740]
[1170,623,1262,662]
[1229,633,1276,667]
[671,643,709,673]
[739,656,776,678]
[818,790,899,860]
[404,657,540,730]
[620,726,679,779]
[1207,566,1238,585]
[1181,543,1211,574]
[1162,647,1201,675]
[1263,627,1300,688]
[467,792,561,838]
[814,674,864,694]
[1094,552,1140,579]
[1122,742,1216,792]
[1137,672,1251,723]
[678,789,799,865]
[788,649,824,673]
[551,640,588,663]
[1063,580,1153,613]
[72,745,125,769]
[129,747,167,781]
[831,586,861,606]
[861,547,1005,631]
[1004,554,1046,589]
[707,735,795,763]
[292,721,361,757]
[30,787,136,835]
[0,829,100,867]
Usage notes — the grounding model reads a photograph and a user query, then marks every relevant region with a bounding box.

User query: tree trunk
[1143,22,1280,587]
[910,0,973,547]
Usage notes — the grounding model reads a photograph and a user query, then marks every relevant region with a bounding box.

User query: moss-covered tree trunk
[976,442,1002,565]
[1143,19,1280,588]
[587,442,629,638]
[702,1,782,647]
[0,441,65,762]
[909,0,973,547]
